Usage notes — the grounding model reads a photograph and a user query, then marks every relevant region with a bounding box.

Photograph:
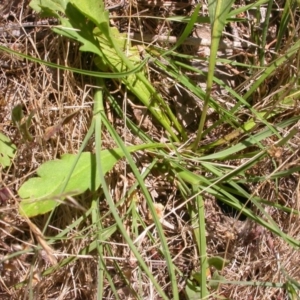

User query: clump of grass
[0,0,300,299]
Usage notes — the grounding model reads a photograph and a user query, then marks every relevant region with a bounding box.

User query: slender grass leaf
[275,0,297,52]
[0,45,147,79]
[163,4,201,56]
[229,0,269,17]
[193,0,234,148]
[68,0,184,140]
[42,224,117,276]
[199,116,300,160]
[94,84,171,299]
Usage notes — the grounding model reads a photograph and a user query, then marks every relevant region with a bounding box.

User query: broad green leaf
[70,0,107,29]
[53,4,103,57]
[19,149,125,217]
[208,256,229,271]
[95,26,183,140]
[93,27,141,73]
[92,27,162,121]
[29,0,68,16]
[18,143,163,217]
[0,133,16,168]
[19,152,100,217]
[91,13,182,139]
[184,279,201,300]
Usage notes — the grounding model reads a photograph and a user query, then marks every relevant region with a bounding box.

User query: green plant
[0,0,299,298]
[0,132,16,168]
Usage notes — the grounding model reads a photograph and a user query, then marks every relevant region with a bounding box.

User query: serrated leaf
[0,132,16,168]
[29,0,68,16]
[18,144,159,217]
[54,5,103,56]
[31,0,102,57]
[70,0,107,29]
[19,149,125,217]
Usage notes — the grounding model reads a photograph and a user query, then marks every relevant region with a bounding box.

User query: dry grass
[0,0,300,299]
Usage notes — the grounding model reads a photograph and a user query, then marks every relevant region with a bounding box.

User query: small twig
[129,32,251,50]
[0,19,58,38]
[0,16,274,52]
[106,0,125,10]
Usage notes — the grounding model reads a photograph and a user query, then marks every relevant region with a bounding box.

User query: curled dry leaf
[267,145,283,159]
[148,203,164,220]
[148,203,175,230]
[44,110,79,140]
[0,187,11,204]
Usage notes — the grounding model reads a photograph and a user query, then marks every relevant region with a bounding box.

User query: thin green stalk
[91,196,104,300]
[93,79,171,299]
[275,0,297,52]
[259,0,273,66]
[0,44,147,79]
[191,0,234,150]
[100,110,180,299]
[162,4,201,57]
[193,185,209,298]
